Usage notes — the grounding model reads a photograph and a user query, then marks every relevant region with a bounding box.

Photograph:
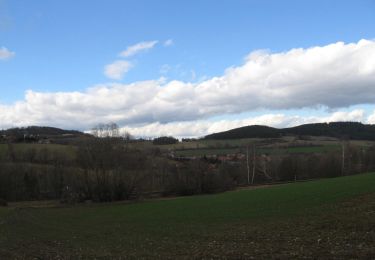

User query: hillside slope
[1,173,375,258]
[0,126,91,144]
[205,121,375,140]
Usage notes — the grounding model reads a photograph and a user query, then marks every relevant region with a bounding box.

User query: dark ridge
[204,122,375,140]
[0,126,92,144]
[0,126,83,137]
[205,125,280,140]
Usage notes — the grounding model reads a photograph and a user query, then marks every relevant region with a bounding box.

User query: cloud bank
[1,39,375,137]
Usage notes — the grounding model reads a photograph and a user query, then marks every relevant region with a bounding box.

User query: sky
[1,0,375,137]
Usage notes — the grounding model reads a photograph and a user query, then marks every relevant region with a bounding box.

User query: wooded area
[1,133,375,203]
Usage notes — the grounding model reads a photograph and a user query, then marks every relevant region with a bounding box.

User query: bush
[153,136,178,145]
[0,198,8,207]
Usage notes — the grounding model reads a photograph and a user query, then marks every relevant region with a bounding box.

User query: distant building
[38,139,51,144]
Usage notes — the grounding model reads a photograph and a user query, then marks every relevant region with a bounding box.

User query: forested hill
[0,126,84,136]
[204,122,375,140]
[0,126,89,143]
[205,125,280,139]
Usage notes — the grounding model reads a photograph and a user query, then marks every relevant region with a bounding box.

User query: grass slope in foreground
[1,173,375,259]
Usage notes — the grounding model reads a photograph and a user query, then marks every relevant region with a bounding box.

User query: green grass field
[1,173,375,258]
[259,144,341,155]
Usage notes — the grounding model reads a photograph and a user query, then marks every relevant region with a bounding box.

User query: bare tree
[251,145,256,184]
[246,145,250,184]
[341,139,349,176]
[91,122,121,138]
[108,122,120,137]
[121,130,132,141]
[91,126,99,137]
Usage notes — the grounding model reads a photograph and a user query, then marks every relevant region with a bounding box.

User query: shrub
[153,136,178,145]
[0,198,8,207]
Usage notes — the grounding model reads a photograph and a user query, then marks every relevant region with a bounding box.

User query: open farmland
[2,0,375,258]
[173,143,342,157]
[1,173,375,259]
[168,135,374,158]
[0,143,77,162]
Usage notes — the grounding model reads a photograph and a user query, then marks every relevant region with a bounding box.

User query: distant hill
[204,122,375,140]
[1,126,83,136]
[205,125,280,139]
[0,126,91,144]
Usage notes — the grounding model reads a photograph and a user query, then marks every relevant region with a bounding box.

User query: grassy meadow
[174,144,341,157]
[0,143,76,161]
[167,136,372,157]
[1,172,375,258]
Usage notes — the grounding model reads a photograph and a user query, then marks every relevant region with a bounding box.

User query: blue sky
[1,0,375,136]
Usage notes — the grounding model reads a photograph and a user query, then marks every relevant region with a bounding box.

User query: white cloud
[104,60,132,80]
[323,109,365,122]
[121,109,367,138]
[368,110,375,124]
[164,39,174,47]
[0,46,15,60]
[1,39,375,135]
[202,39,375,111]
[119,40,158,57]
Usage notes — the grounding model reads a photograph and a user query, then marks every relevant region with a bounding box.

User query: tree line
[1,138,375,203]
